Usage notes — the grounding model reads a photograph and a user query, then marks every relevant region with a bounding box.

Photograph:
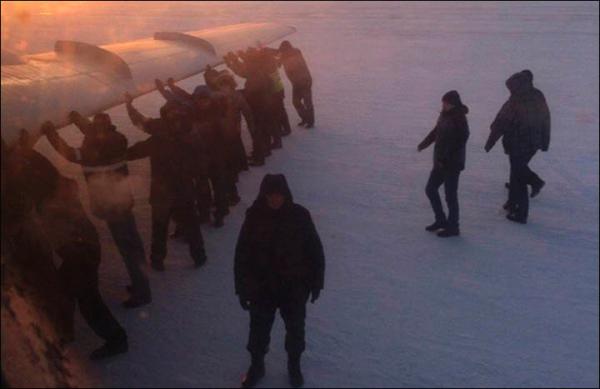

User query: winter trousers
[247,286,310,358]
[150,203,206,264]
[508,151,536,220]
[106,212,150,299]
[56,242,126,343]
[426,168,461,229]
[275,92,291,136]
[292,81,314,126]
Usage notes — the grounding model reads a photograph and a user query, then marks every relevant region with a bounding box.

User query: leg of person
[438,170,461,237]
[302,83,315,128]
[173,203,207,267]
[150,204,171,271]
[106,213,151,306]
[280,99,292,136]
[195,176,212,224]
[57,243,127,360]
[280,287,310,388]
[292,84,308,126]
[243,301,277,388]
[507,154,531,223]
[524,152,545,198]
[210,172,229,228]
[425,168,447,231]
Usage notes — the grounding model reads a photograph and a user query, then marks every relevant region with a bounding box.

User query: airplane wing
[1,22,296,146]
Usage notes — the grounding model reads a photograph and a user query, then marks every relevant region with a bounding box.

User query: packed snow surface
[4,1,598,387]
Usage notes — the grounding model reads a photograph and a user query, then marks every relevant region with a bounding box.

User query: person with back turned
[485,69,551,224]
[43,112,151,308]
[278,40,315,128]
[235,174,325,388]
[418,90,470,237]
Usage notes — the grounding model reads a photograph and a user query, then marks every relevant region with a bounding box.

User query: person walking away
[418,91,470,237]
[278,41,314,128]
[43,114,151,308]
[485,70,551,224]
[235,174,325,388]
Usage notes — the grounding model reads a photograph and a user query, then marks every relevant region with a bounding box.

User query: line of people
[1,40,318,370]
[418,69,551,237]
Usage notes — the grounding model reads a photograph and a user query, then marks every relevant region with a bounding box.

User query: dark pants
[56,242,126,342]
[292,81,314,126]
[247,287,310,357]
[151,203,206,264]
[275,93,291,136]
[195,176,212,221]
[208,171,229,219]
[508,151,536,220]
[426,168,461,229]
[107,212,150,299]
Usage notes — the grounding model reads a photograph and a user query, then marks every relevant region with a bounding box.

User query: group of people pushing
[1,42,551,388]
[2,40,324,388]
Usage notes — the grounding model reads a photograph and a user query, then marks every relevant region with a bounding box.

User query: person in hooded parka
[234,174,325,388]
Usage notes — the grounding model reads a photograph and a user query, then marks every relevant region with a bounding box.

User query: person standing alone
[235,174,325,388]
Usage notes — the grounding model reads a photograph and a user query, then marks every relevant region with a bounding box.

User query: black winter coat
[419,105,470,171]
[486,71,551,156]
[127,117,196,207]
[234,175,325,301]
[280,47,312,86]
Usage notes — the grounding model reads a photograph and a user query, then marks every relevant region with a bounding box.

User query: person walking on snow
[485,69,550,224]
[418,90,470,237]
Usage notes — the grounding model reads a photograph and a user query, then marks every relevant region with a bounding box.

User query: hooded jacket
[234,174,325,300]
[486,71,551,156]
[419,104,470,171]
[279,43,312,87]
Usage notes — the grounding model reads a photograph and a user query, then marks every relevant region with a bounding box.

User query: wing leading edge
[1,22,296,146]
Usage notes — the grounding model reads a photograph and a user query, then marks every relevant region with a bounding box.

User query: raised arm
[68,111,93,135]
[124,92,151,133]
[41,121,81,164]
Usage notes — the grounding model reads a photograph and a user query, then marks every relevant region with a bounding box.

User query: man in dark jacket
[485,70,551,224]
[278,41,314,128]
[42,114,151,308]
[418,91,470,237]
[125,93,207,271]
[4,129,128,360]
[224,49,274,166]
[159,80,232,227]
[235,174,325,388]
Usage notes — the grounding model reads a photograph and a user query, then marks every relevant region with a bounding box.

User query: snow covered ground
[4,1,598,387]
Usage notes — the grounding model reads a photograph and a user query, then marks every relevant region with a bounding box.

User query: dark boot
[270,139,282,149]
[437,227,460,238]
[503,200,516,212]
[288,354,304,388]
[193,254,207,268]
[248,157,265,167]
[530,179,545,198]
[151,259,165,272]
[425,220,446,232]
[213,216,224,229]
[90,332,128,360]
[297,120,306,126]
[122,294,152,309]
[241,354,265,388]
[506,213,527,224]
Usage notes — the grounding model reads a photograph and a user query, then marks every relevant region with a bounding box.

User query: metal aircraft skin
[1,22,296,146]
